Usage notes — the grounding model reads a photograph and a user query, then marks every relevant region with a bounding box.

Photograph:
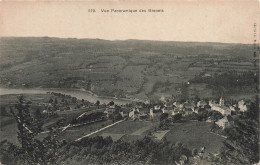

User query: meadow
[94,120,159,142]
[165,121,225,154]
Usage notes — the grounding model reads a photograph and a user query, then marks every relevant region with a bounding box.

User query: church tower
[219,96,224,106]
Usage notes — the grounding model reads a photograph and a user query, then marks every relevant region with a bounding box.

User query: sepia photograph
[0,0,259,164]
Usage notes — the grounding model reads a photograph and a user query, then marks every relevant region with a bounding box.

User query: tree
[172,113,182,122]
[72,97,77,104]
[108,101,114,106]
[96,100,100,107]
[3,96,66,165]
[113,113,123,121]
[192,148,198,156]
[34,108,42,120]
[160,113,168,121]
[34,108,44,133]
[9,96,44,164]
[11,96,35,152]
[215,99,259,165]
[0,106,8,116]
[49,98,53,103]
[54,98,58,104]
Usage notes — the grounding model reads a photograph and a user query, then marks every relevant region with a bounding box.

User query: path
[75,120,125,141]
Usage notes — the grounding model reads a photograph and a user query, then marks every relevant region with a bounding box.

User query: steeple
[219,96,224,106]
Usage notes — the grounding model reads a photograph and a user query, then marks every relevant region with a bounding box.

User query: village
[99,96,248,129]
[37,90,250,141]
[18,90,251,165]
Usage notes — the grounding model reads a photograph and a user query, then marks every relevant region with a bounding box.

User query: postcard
[0,0,259,164]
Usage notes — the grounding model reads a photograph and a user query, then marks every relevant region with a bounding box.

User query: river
[0,87,134,105]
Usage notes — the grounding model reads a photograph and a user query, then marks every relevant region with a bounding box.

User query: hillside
[0,37,257,100]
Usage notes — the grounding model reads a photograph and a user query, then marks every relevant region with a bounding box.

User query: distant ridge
[0,36,254,45]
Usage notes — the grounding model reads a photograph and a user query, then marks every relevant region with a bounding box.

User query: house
[194,107,206,114]
[211,105,232,116]
[104,105,116,117]
[164,101,174,108]
[173,102,184,110]
[183,102,196,111]
[183,108,193,116]
[229,104,240,112]
[106,104,115,113]
[197,100,208,108]
[139,113,148,120]
[154,105,161,111]
[171,109,181,116]
[238,100,247,112]
[138,107,150,114]
[150,108,163,119]
[119,109,129,118]
[229,105,236,111]
[206,116,214,122]
[215,116,234,129]
[162,106,173,114]
[129,108,140,120]
[204,104,211,111]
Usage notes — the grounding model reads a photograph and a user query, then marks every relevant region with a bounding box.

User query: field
[38,120,114,142]
[0,122,19,145]
[94,120,159,142]
[91,120,225,154]
[0,37,257,101]
[165,121,225,154]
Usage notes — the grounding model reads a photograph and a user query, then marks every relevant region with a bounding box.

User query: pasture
[95,120,159,142]
[165,121,225,154]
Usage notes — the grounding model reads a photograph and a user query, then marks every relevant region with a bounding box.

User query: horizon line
[0,36,258,45]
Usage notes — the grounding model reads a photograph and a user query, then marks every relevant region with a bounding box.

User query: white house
[238,100,247,112]
[154,105,161,111]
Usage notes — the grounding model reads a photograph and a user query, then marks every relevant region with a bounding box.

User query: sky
[0,0,259,43]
